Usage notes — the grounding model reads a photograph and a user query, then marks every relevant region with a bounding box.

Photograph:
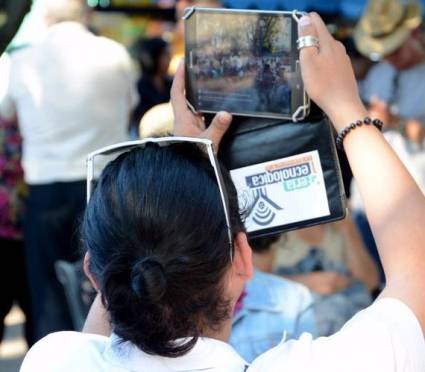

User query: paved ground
[0,306,27,372]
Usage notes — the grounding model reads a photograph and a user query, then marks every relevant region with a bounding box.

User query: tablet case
[217,108,347,238]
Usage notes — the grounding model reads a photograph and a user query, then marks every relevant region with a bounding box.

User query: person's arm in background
[283,271,351,296]
[336,215,380,291]
[299,14,425,331]
[404,118,425,145]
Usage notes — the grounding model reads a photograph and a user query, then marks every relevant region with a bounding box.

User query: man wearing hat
[355,0,425,146]
[351,0,425,278]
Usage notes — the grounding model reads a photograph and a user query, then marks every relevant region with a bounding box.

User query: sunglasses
[86,136,233,257]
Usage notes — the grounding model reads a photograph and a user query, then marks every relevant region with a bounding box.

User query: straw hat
[354,0,422,60]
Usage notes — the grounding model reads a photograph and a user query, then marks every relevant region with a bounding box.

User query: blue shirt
[230,270,317,362]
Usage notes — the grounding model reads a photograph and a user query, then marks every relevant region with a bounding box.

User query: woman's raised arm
[298,13,425,331]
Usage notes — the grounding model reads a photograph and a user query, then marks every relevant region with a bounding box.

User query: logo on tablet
[240,155,320,227]
[231,150,330,233]
[240,187,283,226]
[245,155,319,192]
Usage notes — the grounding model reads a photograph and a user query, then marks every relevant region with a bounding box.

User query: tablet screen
[185,9,301,119]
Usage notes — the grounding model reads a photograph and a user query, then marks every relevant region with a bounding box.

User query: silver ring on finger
[297,35,320,51]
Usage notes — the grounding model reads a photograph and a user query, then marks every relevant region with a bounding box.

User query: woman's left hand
[171,60,232,151]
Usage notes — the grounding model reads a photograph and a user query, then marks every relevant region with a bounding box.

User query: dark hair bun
[131,258,167,303]
[83,144,243,357]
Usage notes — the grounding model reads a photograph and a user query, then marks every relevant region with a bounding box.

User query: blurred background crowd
[0,0,424,370]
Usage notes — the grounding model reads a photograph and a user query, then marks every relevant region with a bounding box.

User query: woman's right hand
[298,13,368,131]
[171,60,232,151]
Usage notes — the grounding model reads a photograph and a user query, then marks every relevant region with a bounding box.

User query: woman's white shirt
[250,298,425,372]
[21,331,248,372]
[21,298,425,372]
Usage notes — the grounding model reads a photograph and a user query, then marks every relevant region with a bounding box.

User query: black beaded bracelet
[336,117,383,151]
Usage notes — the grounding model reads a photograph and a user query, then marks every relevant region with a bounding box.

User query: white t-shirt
[20,298,425,372]
[0,22,138,184]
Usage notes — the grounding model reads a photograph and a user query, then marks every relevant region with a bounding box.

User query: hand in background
[368,96,400,130]
[404,119,425,145]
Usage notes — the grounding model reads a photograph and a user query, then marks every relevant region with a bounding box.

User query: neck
[202,317,233,342]
[201,295,240,342]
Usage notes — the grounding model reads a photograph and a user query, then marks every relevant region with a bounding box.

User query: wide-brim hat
[354,0,422,60]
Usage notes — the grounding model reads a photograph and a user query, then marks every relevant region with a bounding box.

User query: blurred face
[385,33,425,70]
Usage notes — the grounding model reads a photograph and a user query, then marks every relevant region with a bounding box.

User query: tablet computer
[184,7,310,122]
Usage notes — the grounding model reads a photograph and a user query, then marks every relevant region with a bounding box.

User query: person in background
[358,0,425,182]
[131,37,172,137]
[0,0,137,341]
[355,0,425,167]
[275,217,380,336]
[0,116,33,347]
[230,235,317,363]
[352,0,425,281]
